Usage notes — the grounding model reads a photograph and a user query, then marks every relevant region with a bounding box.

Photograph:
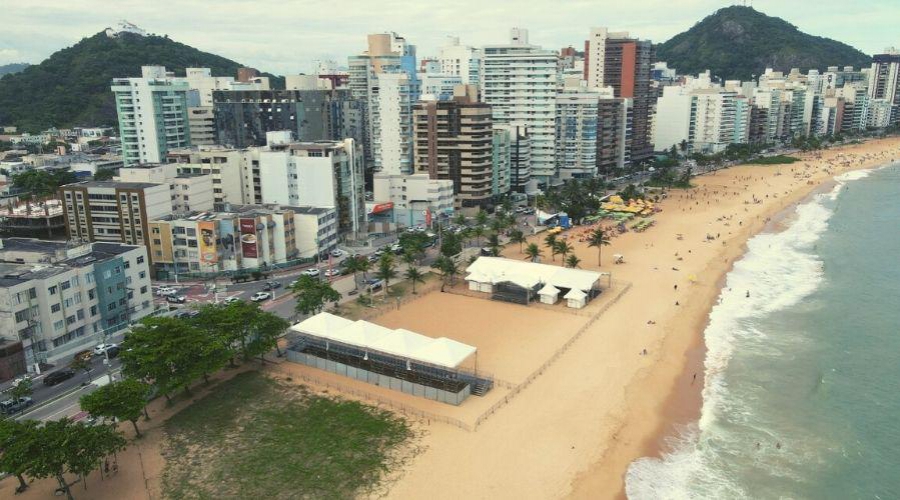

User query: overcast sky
[1,0,897,75]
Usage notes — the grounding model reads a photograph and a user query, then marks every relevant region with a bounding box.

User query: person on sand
[746,290,750,298]
[674,284,678,291]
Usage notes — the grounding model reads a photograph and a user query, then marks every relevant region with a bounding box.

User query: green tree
[431,256,459,291]
[26,420,126,500]
[587,227,611,266]
[470,225,486,248]
[405,267,425,294]
[440,229,462,257]
[244,311,289,363]
[0,419,41,493]
[70,356,93,384]
[342,255,367,291]
[80,379,151,437]
[11,169,76,199]
[290,275,340,315]
[544,233,558,261]
[9,378,33,402]
[508,229,526,253]
[565,254,582,268]
[92,168,116,181]
[452,213,467,226]
[524,243,542,262]
[475,209,489,226]
[487,233,504,256]
[376,253,397,294]
[554,240,573,264]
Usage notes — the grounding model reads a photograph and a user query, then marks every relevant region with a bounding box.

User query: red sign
[239,218,258,258]
[370,202,394,215]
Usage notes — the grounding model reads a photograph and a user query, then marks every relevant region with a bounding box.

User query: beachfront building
[286,312,491,405]
[0,238,154,375]
[481,29,558,187]
[867,50,900,126]
[464,257,604,308]
[555,90,600,181]
[372,172,455,227]
[439,37,482,87]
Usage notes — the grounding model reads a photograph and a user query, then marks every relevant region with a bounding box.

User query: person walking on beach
[674,284,678,291]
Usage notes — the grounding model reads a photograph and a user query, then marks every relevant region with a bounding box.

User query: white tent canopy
[291,312,477,369]
[538,284,560,296]
[564,288,587,300]
[466,257,602,292]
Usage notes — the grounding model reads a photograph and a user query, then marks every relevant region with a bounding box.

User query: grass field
[742,154,800,165]
[161,371,413,499]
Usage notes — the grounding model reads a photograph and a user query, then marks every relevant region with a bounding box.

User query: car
[222,296,241,304]
[105,346,121,359]
[365,279,383,292]
[166,295,187,304]
[250,292,271,302]
[330,249,344,258]
[93,343,118,356]
[0,397,33,415]
[155,286,178,297]
[174,310,200,320]
[43,369,76,386]
[303,268,320,277]
[324,268,340,277]
[263,281,282,290]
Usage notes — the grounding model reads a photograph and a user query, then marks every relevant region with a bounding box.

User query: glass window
[137,256,145,264]
[48,285,58,295]
[51,303,61,313]
[60,280,70,290]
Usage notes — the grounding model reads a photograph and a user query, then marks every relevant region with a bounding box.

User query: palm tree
[565,254,581,268]
[405,267,425,294]
[543,233,557,260]
[524,243,542,262]
[508,229,526,253]
[471,225,486,248]
[487,233,504,256]
[587,227,611,266]
[475,209,489,226]
[376,253,397,295]
[554,240,573,264]
[344,256,366,290]
[453,213,467,226]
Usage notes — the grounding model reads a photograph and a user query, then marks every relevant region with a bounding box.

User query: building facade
[555,90,600,180]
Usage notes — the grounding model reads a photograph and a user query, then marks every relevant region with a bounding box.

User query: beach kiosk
[564,288,588,309]
[538,284,560,304]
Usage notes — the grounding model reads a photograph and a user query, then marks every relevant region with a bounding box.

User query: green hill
[657,6,872,81]
[0,31,283,132]
[0,63,29,77]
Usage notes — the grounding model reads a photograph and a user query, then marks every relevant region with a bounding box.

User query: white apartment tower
[481,29,559,187]
[439,37,482,87]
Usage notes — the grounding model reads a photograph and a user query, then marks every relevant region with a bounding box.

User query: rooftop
[62,180,162,189]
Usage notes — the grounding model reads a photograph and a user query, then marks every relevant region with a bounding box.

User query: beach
[3,138,898,500]
[381,137,900,500]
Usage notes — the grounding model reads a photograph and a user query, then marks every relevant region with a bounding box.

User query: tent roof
[466,257,601,292]
[538,283,560,295]
[565,288,587,299]
[290,314,476,369]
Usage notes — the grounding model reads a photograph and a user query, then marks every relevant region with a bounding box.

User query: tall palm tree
[587,227,611,266]
[508,229,526,253]
[471,225,486,248]
[487,233,504,256]
[343,255,364,290]
[453,213,467,226]
[554,240,573,264]
[565,254,581,268]
[376,253,397,295]
[405,267,425,294]
[475,209,489,226]
[524,243,542,262]
[543,233,557,260]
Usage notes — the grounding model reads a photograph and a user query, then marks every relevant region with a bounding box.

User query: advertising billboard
[239,218,258,258]
[198,221,217,264]
[219,219,236,262]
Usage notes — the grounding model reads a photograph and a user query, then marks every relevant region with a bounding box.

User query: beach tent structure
[465,257,603,308]
[565,288,588,309]
[538,283,560,304]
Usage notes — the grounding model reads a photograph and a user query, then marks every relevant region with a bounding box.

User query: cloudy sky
[1,0,897,74]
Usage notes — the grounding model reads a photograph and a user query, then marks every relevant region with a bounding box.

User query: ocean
[625,163,900,499]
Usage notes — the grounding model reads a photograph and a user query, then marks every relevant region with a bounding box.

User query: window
[140,285,148,294]
[77,310,85,320]
[28,287,37,299]
[124,260,131,269]
[51,303,61,313]
[103,270,112,279]
[85,274,94,284]
[90,305,98,316]
[74,292,82,304]
[14,310,30,323]
[71,276,79,287]
[88,288,95,300]
[107,303,116,311]
[119,298,127,306]
[66,315,76,325]
[54,320,64,330]
[139,271,146,279]
[64,298,74,308]
[114,266,121,275]
[48,285,58,295]
[60,280,70,291]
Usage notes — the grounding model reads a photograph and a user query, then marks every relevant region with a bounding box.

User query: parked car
[330,249,344,258]
[324,268,340,277]
[303,268,320,277]
[222,296,241,304]
[0,397,33,415]
[43,369,76,386]
[263,281,282,290]
[366,279,383,293]
[105,346,121,359]
[166,295,187,304]
[174,310,200,320]
[250,292,271,302]
[155,286,178,297]
[93,343,118,356]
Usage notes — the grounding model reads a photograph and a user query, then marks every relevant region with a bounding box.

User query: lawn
[742,154,800,165]
[161,371,413,499]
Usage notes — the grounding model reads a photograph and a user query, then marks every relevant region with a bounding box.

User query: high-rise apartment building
[868,50,900,126]
[481,29,558,187]
[439,37,482,87]
[555,90,601,180]
[413,85,495,209]
[348,32,419,175]
[111,66,191,166]
[494,123,532,193]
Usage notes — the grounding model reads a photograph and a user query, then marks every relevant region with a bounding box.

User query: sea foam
[624,171,868,499]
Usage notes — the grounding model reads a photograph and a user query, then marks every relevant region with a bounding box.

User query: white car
[155,286,177,297]
[250,292,271,302]
[324,268,340,277]
[222,296,241,304]
[330,249,344,258]
[303,268,320,277]
[93,343,118,356]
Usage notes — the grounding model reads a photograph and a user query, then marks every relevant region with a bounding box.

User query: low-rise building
[0,238,153,374]
[372,172,454,227]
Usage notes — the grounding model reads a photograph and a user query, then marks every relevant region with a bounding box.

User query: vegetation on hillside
[0,31,282,132]
[0,63,29,77]
[657,6,871,81]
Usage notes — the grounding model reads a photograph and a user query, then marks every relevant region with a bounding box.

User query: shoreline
[569,139,900,499]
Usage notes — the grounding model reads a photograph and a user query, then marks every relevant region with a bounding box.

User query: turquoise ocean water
[625,163,900,499]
